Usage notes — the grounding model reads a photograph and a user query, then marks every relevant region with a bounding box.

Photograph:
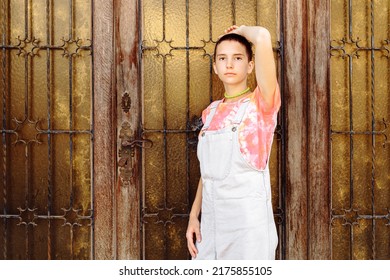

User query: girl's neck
[223,85,251,103]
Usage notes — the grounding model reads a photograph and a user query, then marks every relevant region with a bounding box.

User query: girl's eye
[235,57,243,60]
[219,57,225,61]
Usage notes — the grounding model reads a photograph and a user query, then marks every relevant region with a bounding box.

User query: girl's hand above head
[224,25,240,34]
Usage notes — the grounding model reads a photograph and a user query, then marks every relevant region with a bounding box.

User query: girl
[186,25,281,260]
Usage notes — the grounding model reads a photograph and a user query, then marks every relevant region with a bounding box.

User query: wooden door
[1,0,388,260]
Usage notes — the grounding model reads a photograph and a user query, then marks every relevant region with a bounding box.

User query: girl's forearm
[189,178,203,219]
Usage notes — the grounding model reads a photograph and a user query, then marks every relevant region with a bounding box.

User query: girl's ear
[213,62,218,74]
[247,60,254,74]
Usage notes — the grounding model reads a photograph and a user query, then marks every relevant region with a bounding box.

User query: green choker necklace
[224,87,250,99]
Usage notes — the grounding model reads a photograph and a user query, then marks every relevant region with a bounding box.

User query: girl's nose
[226,59,233,68]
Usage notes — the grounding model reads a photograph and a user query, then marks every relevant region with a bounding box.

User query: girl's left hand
[225,25,248,35]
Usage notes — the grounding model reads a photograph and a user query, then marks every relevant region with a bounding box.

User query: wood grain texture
[93,0,116,259]
[283,0,309,259]
[283,0,331,259]
[115,0,141,259]
[307,0,331,259]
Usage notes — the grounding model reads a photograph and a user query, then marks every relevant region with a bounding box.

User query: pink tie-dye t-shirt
[201,84,281,170]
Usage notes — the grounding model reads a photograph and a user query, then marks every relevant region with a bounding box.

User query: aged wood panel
[283,0,309,259]
[93,0,116,260]
[115,0,141,259]
[307,0,331,259]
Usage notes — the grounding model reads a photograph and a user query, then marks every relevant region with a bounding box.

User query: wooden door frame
[93,0,142,260]
[93,0,116,259]
[93,0,331,260]
[283,0,331,259]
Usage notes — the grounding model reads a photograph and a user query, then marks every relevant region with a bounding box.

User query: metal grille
[330,0,390,259]
[140,0,285,259]
[0,0,93,259]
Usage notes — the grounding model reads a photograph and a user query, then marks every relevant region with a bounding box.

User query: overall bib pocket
[197,130,233,180]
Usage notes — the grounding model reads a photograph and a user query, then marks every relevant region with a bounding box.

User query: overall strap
[202,100,222,130]
[232,99,250,125]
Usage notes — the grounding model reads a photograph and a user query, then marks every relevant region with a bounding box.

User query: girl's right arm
[186,178,203,258]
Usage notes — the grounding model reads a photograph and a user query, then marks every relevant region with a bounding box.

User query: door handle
[118,121,153,167]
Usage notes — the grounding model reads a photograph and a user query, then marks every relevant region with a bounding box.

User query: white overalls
[195,98,278,260]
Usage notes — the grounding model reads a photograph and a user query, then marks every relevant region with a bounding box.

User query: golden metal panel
[52,134,71,215]
[31,136,49,213]
[7,219,26,259]
[143,51,164,129]
[374,53,390,134]
[352,53,371,131]
[30,220,49,259]
[52,51,70,130]
[352,135,372,213]
[331,0,390,259]
[73,55,92,131]
[188,0,209,46]
[257,0,279,41]
[143,132,165,212]
[189,50,210,118]
[142,0,164,46]
[166,134,187,212]
[330,57,350,131]
[53,0,70,45]
[143,216,165,259]
[331,135,351,211]
[73,220,92,259]
[331,219,351,259]
[166,50,187,130]
[211,0,234,40]
[9,50,25,125]
[166,217,188,259]
[375,136,390,215]
[166,0,186,47]
[376,219,390,259]
[9,0,24,46]
[352,219,372,260]
[9,143,25,213]
[32,55,48,131]
[236,0,257,26]
[74,0,92,39]
[73,134,92,215]
[1,0,93,260]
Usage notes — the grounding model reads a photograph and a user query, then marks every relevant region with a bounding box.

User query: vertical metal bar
[90,0,95,260]
[369,0,376,260]
[185,0,190,249]
[45,0,53,260]
[23,0,30,260]
[209,0,212,43]
[69,0,74,40]
[347,0,354,260]
[139,0,144,260]
[68,0,75,259]
[232,0,236,25]
[348,0,352,39]
[1,0,8,261]
[255,0,258,27]
[162,0,168,260]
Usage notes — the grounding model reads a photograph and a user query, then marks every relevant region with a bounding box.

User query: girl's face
[213,40,254,87]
